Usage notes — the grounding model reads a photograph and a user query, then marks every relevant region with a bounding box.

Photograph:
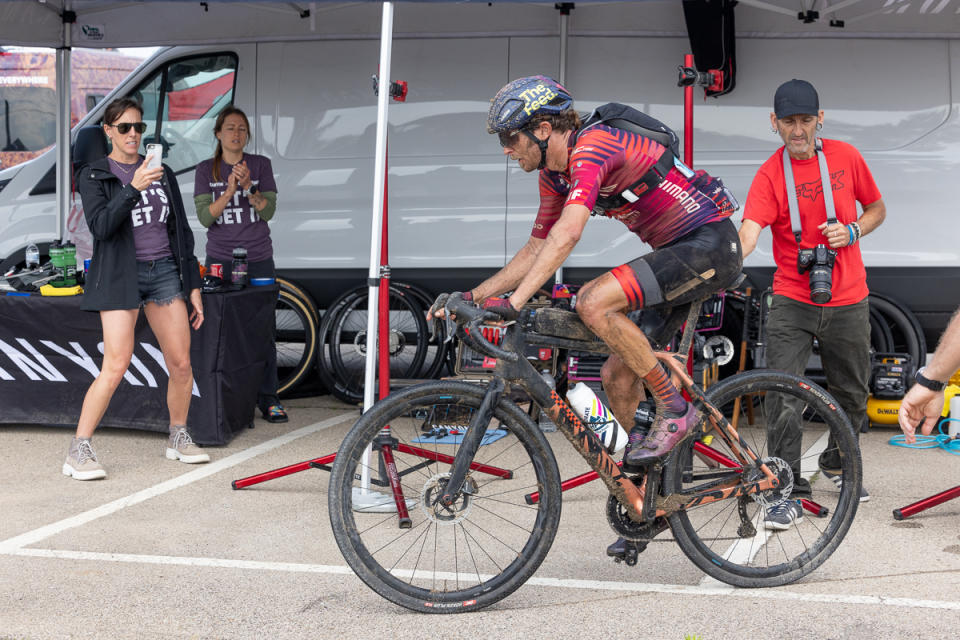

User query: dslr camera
[797,244,837,304]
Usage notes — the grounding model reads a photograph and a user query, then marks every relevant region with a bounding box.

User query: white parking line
[8,547,960,612]
[0,411,358,554]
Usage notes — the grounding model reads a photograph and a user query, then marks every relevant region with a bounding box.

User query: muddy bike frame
[440,296,781,526]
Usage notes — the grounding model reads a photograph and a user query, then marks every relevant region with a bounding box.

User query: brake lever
[443,315,457,344]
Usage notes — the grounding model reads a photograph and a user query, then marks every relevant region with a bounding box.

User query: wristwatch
[247,184,259,196]
[914,367,947,392]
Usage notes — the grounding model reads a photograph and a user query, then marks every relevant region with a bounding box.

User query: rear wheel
[328,381,562,613]
[666,370,861,587]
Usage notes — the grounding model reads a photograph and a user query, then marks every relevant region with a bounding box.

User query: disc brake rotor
[746,457,794,509]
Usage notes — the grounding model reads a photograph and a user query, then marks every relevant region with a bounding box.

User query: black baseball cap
[774,79,819,119]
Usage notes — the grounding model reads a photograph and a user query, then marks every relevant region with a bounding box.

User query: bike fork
[440,378,505,506]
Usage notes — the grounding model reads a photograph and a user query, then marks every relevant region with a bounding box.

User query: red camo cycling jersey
[744,139,882,307]
[533,124,735,249]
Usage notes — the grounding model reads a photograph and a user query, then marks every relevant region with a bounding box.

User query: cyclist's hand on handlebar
[481,297,519,322]
[428,291,473,320]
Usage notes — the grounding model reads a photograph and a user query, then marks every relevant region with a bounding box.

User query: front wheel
[328,381,562,613]
[666,370,861,587]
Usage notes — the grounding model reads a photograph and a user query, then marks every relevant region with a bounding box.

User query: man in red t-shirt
[739,79,886,526]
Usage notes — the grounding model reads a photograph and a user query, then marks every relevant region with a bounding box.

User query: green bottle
[61,241,77,287]
[49,241,65,287]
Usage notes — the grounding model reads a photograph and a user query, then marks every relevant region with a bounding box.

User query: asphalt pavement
[1,393,959,640]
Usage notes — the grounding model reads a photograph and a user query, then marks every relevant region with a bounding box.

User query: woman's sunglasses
[107,122,148,134]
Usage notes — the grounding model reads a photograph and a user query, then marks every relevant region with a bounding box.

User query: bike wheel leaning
[275,288,318,395]
[666,370,861,587]
[328,380,563,613]
[327,287,430,403]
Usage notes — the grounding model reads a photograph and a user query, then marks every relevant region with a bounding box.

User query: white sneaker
[165,427,210,464]
[63,438,107,480]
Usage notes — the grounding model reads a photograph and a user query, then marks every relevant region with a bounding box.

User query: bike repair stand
[232,73,512,505]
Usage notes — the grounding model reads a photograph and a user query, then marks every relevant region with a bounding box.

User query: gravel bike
[328,291,861,613]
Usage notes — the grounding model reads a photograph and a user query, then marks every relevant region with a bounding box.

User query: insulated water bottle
[231,247,248,286]
[49,241,65,286]
[61,241,77,287]
[565,382,628,453]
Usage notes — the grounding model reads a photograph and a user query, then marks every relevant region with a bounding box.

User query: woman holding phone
[194,106,287,423]
[66,97,208,480]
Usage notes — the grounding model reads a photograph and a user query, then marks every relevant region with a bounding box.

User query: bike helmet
[487,76,573,169]
[487,75,574,134]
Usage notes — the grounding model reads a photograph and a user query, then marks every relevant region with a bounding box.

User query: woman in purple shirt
[194,106,287,423]
[68,97,209,480]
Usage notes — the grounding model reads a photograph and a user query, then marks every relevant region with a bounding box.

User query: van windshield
[0,86,57,165]
[132,53,238,174]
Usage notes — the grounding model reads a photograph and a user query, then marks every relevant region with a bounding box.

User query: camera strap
[782,138,837,243]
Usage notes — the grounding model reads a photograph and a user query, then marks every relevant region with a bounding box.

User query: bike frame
[455,300,780,525]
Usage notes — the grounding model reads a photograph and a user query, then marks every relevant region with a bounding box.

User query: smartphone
[145,144,162,170]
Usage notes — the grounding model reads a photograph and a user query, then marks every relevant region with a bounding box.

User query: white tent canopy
[5,0,960,411]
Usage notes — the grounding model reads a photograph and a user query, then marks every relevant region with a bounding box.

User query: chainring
[605,473,669,541]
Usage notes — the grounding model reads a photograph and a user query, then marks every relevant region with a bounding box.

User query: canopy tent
[0,0,622,412]
[5,0,960,412]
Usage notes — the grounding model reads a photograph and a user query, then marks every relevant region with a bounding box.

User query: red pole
[683,53,696,387]
[683,53,694,167]
[377,162,391,401]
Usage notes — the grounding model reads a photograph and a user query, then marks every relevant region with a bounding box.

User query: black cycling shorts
[610,218,742,311]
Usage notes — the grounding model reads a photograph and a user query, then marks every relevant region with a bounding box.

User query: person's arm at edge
[899,306,960,442]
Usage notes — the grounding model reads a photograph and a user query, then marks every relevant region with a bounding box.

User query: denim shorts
[137,256,184,306]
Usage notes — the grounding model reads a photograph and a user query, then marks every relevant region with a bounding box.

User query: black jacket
[77,156,202,311]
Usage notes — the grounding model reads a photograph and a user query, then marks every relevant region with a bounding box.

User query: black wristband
[915,367,947,392]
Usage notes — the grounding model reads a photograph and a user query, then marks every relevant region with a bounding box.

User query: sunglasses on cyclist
[107,122,147,135]
[497,128,525,148]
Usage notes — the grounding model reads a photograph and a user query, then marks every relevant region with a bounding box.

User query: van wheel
[275,288,319,396]
[868,294,927,368]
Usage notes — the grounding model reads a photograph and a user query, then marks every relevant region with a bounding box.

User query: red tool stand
[893,485,960,520]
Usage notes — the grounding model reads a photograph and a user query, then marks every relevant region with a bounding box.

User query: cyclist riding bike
[433,75,742,463]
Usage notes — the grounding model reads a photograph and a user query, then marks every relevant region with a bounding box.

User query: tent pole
[362,2,394,416]
[55,4,73,242]
[554,2,572,287]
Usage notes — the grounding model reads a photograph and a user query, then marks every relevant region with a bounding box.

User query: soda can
[210,263,223,279]
[83,258,91,272]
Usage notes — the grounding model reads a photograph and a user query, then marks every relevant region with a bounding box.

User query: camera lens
[809,265,833,304]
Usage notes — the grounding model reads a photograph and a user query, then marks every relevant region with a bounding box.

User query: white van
[0,3,957,347]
